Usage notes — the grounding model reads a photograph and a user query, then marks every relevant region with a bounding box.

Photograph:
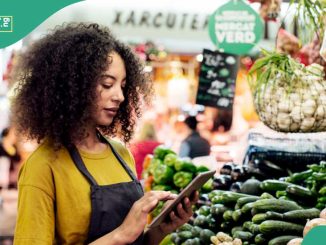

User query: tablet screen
[148,170,216,228]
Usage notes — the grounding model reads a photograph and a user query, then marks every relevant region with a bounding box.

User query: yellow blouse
[14,140,136,245]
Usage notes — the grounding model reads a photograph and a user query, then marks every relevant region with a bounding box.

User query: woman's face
[92,52,126,126]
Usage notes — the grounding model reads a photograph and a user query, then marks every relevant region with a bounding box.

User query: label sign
[196,49,239,109]
[208,0,263,55]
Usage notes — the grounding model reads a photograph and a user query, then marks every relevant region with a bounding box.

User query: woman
[13,23,198,245]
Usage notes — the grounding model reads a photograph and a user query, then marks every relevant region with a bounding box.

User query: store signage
[196,49,239,109]
[208,0,263,55]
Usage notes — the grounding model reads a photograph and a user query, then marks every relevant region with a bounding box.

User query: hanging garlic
[315,105,325,120]
[302,99,317,117]
[300,117,316,132]
[291,106,302,123]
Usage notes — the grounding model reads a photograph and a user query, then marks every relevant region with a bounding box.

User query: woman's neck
[75,128,107,154]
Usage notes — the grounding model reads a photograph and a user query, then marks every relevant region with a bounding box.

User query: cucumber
[241,202,255,214]
[210,204,229,217]
[199,229,215,244]
[190,226,202,237]
[268,235,299,245]
[260,180,291,192]
[223,210,234,222]
[178,231,193,241]
[276,190,287,198]
[220,191,253,204]
[253,199,302,213]
[259,220,304,236]
[248,223,260,235]
[286,185,316,199]
[236,196,260,208]
[252,212,283,224]
[232,209,243,222]
[231,226,244,236]
[255,234,268,244]
[283,208,320,224]
[287,169,313,184]
[260,192,275,199]
[233,231,253,241]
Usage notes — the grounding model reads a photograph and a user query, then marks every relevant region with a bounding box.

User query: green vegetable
[190,226,202,237]
[202,178,213,192]
[260,192,275,199]
[223,210,234,222]
[153,164,174,184]
[240,179,262,195]
[196,205,211,216]
[283,208,320,224]
[319,186,326,195]
[312,172,326,182]
[193,215,207,227]
[163,153,178,167]
[248,223,260,235]
[287,169,313,183]
[231,226,244,236]
[208,190,223,200]
[318,196,326,203]
[181,238,200,245]
[210,204,229,217]
[255,234,268,244]
[241,202,255,214]
[152,185,172,191]
[236,196,260,208]
[260,180,291,192]
[173,171,193,188]
[233,231,253,241]
[199,229,215,244]
[159,234,173,245]
[151,201,164,217]
[268,235,299,245]
[178,231,193,241]
[286,185,316,199]
[276,190,287,198]
[232,209,243,222]
[174,160,197,173]
[154,145,176,160]
[253,199,302,213]
[196,165,210,173]
[177,223,193,232]
[259,220,304,236]
[148,158,163,175]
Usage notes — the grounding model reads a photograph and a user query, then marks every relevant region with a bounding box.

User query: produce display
[160,161,326,245]
[143,145,212,219]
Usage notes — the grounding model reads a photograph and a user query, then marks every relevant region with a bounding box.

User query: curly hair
[12,23,153,149]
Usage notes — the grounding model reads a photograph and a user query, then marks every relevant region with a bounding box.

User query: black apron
[67,135,144,244]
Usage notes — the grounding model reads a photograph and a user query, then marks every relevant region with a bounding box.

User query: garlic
[278,100,291,113]
[300,117,315,132]
[291,106,302,123]
[277,113,291,127]
[315,105,325,120]
[289,93,301,102]
[290,123,300,131]
[302,99,316,116]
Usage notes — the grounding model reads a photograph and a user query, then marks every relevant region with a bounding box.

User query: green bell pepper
[148,158,163,175]
[153,145,176,160]
[202,178,213,192]
[196,165,210,173]
[152,184,173,191]
[151,200,164,217]
[153,164,174,184]
[173,171,193,188]
[174,160,197,173]
[164,153,179,167]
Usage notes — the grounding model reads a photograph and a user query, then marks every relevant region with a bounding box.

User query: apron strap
[66,145,98,186]
[97,132,138,182]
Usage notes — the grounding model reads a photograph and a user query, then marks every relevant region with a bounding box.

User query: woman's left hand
[159,191,199,234]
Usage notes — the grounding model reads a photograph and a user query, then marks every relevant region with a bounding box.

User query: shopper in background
[130,121,161,179]
[179,116,211,159]
[13,23,198,245]
[0,127,21,190]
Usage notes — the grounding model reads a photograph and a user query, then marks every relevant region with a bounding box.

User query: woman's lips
[104,108,118,117]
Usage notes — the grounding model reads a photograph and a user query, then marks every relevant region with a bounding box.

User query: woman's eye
[102,84,112,89]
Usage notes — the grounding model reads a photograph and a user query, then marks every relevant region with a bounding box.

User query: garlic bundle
[254,63,326,132]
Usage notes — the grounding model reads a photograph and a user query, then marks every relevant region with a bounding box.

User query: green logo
[302,226,326,244]
[208,0,263,55]
[0,16,13,32]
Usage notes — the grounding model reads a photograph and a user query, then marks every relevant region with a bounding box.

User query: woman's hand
[117,191,176,244]
[159,191,199,234]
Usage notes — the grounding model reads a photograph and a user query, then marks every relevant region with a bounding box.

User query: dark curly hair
[12,23,153,149]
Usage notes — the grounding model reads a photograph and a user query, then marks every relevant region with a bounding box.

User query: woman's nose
[112,86,125,103]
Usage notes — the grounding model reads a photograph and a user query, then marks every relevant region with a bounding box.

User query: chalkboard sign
[196,49,239,109]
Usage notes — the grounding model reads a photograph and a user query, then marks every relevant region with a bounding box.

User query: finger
[183,197,192,213]
[176,203,188,219]
[170,211,183,226]
[148,191,177,201]
[190,191,199,204]
[141,198,159,213]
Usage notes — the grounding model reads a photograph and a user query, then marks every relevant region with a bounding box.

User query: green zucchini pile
[162,161,326,245]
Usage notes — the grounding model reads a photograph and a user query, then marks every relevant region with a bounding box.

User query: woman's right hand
[117,191,176,244]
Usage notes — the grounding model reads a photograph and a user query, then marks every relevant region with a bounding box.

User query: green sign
[208,0,263,55]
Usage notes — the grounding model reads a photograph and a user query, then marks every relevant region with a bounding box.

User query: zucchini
[199,229,215,244]
[231,226,244,236]
[178,223,193,232]
[259,220,304,236]
[178,231,193,241]
[233,231,253,241]
[268,235,299,245]
[286,185,316,199]
[283,208,320,224]
[232,209,243,222]
[241,202,255,214]
[248,223,260,235]
[260,180,291,192]
[243,221,253,231]
[260,192,275,199]
[190,226,202,237]
[208,190,223,200]
[252,212,283,224]
[276,190,287,198]
[223,210,234,222]
[236,196,260,208]
[220,191,253,204]
[253,199,302,213]
[255,234,268,244]
[210,204,229,217]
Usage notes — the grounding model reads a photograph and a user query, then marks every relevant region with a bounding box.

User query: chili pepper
[174,159,197,173]
[153,145,176,160]
[163,153,178,167]
[153,164,174,184]
[173,171,193,188]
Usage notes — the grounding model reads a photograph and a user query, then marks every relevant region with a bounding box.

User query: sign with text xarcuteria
[208,0,263,55]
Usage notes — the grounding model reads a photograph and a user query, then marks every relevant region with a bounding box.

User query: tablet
[148,169,216,228]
